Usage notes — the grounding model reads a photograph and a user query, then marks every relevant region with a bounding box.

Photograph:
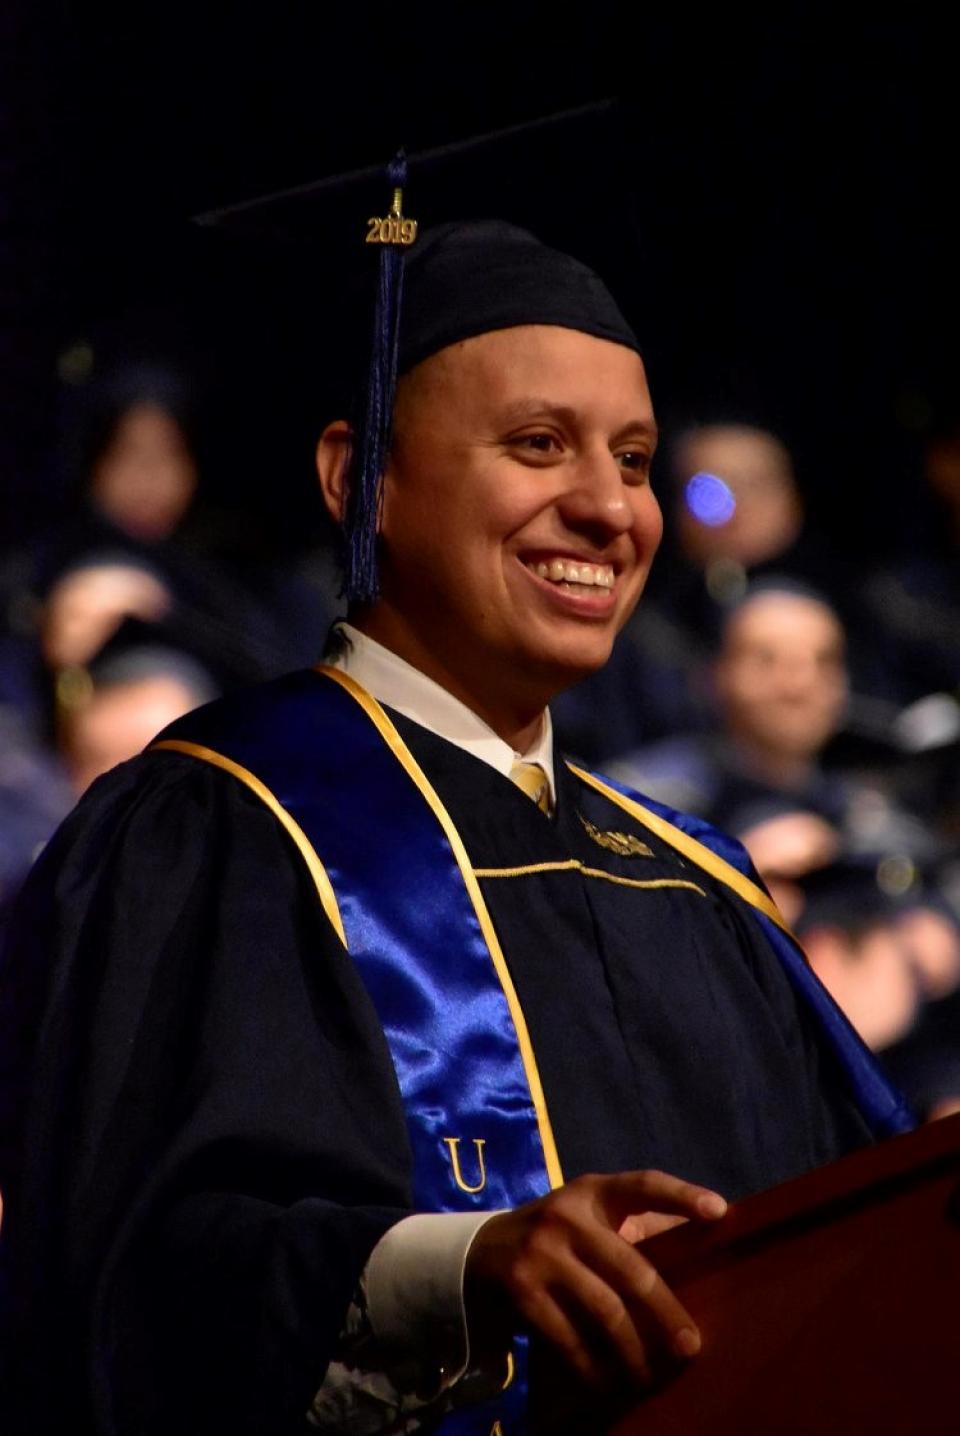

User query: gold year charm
[365,183,418,246]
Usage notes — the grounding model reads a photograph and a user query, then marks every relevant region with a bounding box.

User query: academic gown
[0,694,872,1436]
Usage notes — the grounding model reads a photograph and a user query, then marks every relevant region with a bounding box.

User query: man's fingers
[515,1281,617,1388]
[597,1170,727,1226]
[617,1210,687,1243]
[578,1223,701,1363]
[552,1257,656,1387]
[465,1170,725,1389]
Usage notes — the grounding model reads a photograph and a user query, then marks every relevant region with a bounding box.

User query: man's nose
[557,449,635,538]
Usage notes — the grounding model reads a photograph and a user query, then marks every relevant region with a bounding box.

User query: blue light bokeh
[685,471,737,527]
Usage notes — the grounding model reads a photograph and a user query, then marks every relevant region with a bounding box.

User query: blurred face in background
[62,672,201,795]
[674,425,803,569]
[90,402,198,542]
[715,591,848,767]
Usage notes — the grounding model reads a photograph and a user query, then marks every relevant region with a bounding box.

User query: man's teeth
[529,559,615,589]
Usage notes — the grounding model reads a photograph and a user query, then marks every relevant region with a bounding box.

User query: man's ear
[315,420,353,523]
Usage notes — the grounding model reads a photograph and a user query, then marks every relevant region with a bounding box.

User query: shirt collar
[327,623,556,802]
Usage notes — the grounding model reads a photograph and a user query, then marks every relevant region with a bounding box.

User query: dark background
[1,5,954,557]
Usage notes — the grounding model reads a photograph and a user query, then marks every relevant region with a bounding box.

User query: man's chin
[526,641,617,700]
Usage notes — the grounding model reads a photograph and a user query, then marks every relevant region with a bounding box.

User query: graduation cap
[793,855,926,937]
[82,619,220,703]
[195,102,650,603]
[49,581,282,723]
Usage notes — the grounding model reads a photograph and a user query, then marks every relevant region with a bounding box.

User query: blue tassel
[344,152,408,604]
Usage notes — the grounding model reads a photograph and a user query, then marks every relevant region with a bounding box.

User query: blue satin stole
[156,665,562,1212]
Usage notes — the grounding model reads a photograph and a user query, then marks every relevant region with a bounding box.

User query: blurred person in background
[651,422,873,645]
[0,364,198,737]
[605,581,883,829]
[793,863,921,1055]
[83,395,198,544]
[57,641,218,798]
[608,580,945,865]
[1,618,218,935]
[40,556,173,672]
[881,887,960,1122]
[59,363,339,665]
[36,552,254,703]
[37,361,207,585]
[1,359,340,752]
[792,859,960,1122]
[668,423,805,601]
[708,582,847,821]
[730,798,842,927]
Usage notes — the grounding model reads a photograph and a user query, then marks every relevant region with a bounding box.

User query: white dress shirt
[329,622,556,804]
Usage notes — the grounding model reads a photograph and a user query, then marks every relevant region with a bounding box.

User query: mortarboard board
[194,102,653,602]
[791,851,960,938]
[73,619,221,708]
[792,857,918,936]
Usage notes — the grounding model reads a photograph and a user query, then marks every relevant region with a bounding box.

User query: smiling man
[318,320,663,746]
[0,218,910,1436]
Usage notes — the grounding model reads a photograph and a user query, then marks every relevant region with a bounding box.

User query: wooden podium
[538,1113,960,1434]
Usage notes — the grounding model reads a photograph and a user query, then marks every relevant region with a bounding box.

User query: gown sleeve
[0,751,414,1436]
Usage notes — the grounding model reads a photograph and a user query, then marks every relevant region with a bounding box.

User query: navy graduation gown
[0,682,874,1435]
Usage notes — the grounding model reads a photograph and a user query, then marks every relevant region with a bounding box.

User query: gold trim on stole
[568,764,793,935]
[151,738,348,947]
[316,665,565,1191]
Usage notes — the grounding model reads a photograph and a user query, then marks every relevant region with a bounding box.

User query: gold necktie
[509,759,552,816]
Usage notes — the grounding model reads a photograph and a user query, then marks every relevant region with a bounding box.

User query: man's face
[369,325,662,719]
[715,592,848,761]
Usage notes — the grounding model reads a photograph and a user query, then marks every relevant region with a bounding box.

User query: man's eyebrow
[498,399,579,426]
[611,418,659,446]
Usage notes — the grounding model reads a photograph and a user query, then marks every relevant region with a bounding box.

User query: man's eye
[617,450,652,477]
[508,432,562,458]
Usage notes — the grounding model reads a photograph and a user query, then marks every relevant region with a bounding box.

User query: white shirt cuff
[364,1209,504,1383]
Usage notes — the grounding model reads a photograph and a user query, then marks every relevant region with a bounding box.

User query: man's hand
[465,1170,727,1390]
